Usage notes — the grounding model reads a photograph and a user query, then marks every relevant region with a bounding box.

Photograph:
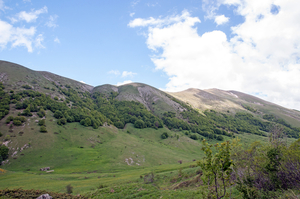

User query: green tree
[198,140,234,199]
[38,119,45,126]
[40,126,47,132]
[0,145,9,162]
[134,119,145,129]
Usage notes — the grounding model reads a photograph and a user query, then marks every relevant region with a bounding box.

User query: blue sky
[1,0,300,110]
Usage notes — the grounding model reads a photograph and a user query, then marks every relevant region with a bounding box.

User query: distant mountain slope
[0,60,93,97]
[168,88,300,127]
[1,60,299,127]
[93,83,185,117]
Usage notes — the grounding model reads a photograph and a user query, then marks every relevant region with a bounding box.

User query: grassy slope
[0,61,93,98]
[93,83,185,118]
[168,88,300,127]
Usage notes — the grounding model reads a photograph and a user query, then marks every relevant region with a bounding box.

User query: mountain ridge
[1,60,300,127]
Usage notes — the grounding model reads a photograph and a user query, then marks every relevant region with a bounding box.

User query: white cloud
[128,10,199,28]
[54,37,60,43]
[0,19,36,52]
[80,80,86,84]
[116,80,133,86]
[15,6,48,23]
[122,71,137,77]
[214,15,229,25]
[35,34,44,49]
[46,15,58,28]
[130,12,135,17]
[108,70,120,75]
[129,1,300,110]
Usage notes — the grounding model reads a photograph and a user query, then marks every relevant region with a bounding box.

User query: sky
[0,0,300,110]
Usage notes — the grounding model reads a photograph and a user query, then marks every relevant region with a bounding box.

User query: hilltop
[0,60,300,197]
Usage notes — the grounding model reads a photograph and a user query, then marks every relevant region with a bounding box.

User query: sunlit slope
[93,83,185,117]
[168,88,300,127]
[0,60,93,95]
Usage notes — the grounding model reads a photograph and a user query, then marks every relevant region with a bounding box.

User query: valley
[0,60,300,198]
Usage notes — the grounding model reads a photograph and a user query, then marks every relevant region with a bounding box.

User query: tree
[161,132,169,139]
[198,139,234,199]
[53,110,63,119]
[40,126,47,132]
[134,119,145,129]
[0,145,9,162]
[38,119,45,126]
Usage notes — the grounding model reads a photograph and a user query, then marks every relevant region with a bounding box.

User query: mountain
[0,60,300,197]
[168,88,300,127]
[93,83,185,117]
[0,60,93,98]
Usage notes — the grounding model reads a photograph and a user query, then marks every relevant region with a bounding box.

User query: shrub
[38,119,45,126]
[190,134,198,140]
[40,126,47,133]
[161,132,169,139]
[0,145,9,162]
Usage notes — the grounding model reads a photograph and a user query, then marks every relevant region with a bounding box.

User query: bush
[161,132,169,139]
[0,145,9,162]
[190,134,198,140]
[13,119,22,126]
[114,121,124,129]
[38,119,45,126]
[40,126,47,133]
[134,120,145,129]
[216,135,224,141]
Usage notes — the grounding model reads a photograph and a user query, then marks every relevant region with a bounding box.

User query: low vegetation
[0,70,300,198]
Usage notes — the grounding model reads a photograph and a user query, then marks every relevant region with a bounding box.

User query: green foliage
[0,132,2,137]
[161,132,169,139]
[134,120,145,129]
[40,126,47,133]
[21,85,32,89]
[0,145,9,162]
[38,119,45,126]
[37,108,46,118]
[54,110,63,119]
[189,134,198,140]
[198,139,234,199]
[0,188,87,199]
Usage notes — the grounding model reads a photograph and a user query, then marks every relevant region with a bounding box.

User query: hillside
[168,88,300,127]
[0,61,93,100]
[93,83,185,117]
[0,60,300,198]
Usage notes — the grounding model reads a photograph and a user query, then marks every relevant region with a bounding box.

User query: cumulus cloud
[13,6,48,23]
[0,19,36,52]
[116,80,133,86]
[129,1,300,110]
[122,71,137,77]
[214,15,229,25]
[46,15,58,28]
